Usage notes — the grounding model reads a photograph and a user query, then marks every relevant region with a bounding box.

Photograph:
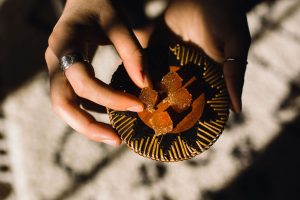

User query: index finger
[99,9,152,88]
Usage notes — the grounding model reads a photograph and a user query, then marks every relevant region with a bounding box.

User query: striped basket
[108,43,229,162]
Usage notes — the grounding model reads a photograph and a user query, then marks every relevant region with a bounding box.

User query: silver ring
[224,57,248,65]
[60,53,87,71]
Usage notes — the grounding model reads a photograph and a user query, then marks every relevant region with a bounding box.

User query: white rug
[1,0,300,199]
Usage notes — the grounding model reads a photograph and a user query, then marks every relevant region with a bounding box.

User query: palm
[164,0,250,63]
[146,0,251,113]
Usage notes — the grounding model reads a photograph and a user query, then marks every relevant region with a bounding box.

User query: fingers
[45,47,122,145]
[45,0,150,146]
[53,94,122,146]
[64,61,144,111]
[47,9,146,110]
[223,60,246,113]
[223,31,251,113]
[49,5,151,90]
[100,12,152,88]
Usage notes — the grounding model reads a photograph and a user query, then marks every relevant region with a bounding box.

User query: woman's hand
[45,0,151,146]
[164,0,251,112]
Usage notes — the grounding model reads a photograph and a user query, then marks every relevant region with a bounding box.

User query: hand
[45,0,151,146]
[164,0,251,112]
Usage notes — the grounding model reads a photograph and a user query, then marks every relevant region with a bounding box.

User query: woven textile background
[1,0,300,199]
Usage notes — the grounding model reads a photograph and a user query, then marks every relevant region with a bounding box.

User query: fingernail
[101,139,119,146]
[142,72,152,87]
[127,105,143,112]
[231,99,242,113]
[143,77,152,88]
[236,102,242,113]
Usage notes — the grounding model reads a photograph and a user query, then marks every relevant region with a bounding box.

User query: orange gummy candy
[149,112,173,135]
[169,88,192,113]
[161,72,183,93]
[139,87,158,108]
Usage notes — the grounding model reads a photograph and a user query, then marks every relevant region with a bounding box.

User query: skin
[45,0,251,146]
[164,0,251,113]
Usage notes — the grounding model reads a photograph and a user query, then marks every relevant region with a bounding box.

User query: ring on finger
[60,53,89,71]
[224,57,248,65]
